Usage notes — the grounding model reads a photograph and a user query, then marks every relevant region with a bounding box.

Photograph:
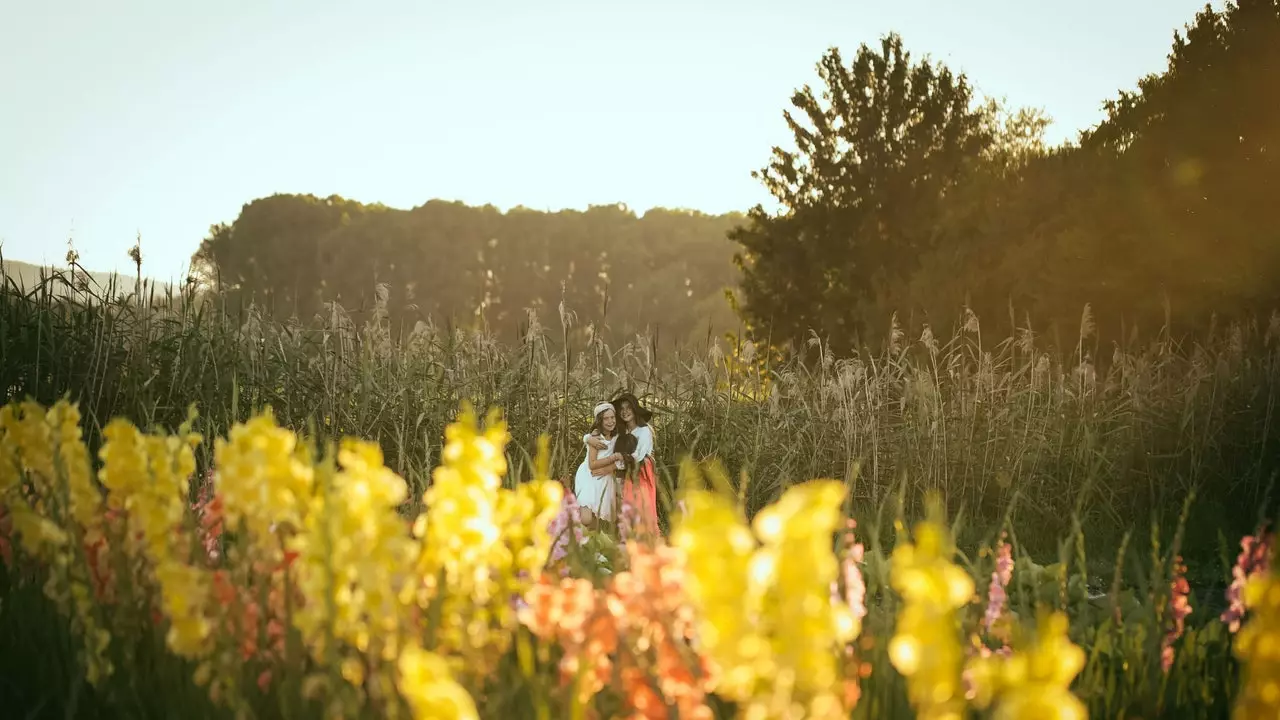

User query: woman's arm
[588,445,619,473]
[585,433,608,450]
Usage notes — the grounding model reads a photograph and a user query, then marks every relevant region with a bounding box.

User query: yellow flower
[888,496,974,720]
[672,472,853,717]
[213,410,315,555]
[291,436,418,681]
[0,404,20,494]
[967,611,1087,720]
[98,419,149,512]
[99,415,211,659]
[670,483,763,701]
[412,404,511,656]
[0,404,64,554]
[405,408,562,681]
[48,401,115,684]
[9,400,55,486]
[397,644,478,720]
[753,480,854,702]
[155,561,212,657]
[1234,565,1280,720]
[490,463,562,636]
[1,401,114,686]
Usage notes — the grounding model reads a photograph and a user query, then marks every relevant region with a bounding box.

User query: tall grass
[5,261,1280,718]
[3,262,1279,575]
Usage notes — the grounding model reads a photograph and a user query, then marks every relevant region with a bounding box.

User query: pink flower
[617,500,640,543]
[831,519,866,628]
[1222,527,1272,633]
[1162,555,1192,673]
[548,489,588,568]
[983,537,1013,634]
[191,470,222,565]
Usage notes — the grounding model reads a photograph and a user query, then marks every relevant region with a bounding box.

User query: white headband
[593,401,613,417]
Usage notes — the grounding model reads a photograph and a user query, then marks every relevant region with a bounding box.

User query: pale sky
[1,0,1221,280]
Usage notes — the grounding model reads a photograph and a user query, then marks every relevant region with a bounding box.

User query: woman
[574,401,625,526]
[586,393,658,532]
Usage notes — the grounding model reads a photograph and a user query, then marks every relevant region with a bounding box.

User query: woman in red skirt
[587,393,658,534]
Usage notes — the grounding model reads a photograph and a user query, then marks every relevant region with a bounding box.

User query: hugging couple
[572,392,659,534]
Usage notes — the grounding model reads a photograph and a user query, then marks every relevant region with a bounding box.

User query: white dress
[583,426,653,467]
[574,434,618,521]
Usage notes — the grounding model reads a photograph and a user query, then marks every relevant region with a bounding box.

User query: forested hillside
[192,198,744,347]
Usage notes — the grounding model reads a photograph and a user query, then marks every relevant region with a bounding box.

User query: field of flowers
[3,269,1280,717]
[0,395,1277,719]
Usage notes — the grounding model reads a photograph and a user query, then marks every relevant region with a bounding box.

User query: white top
[584,425,654,466]
[574,434,618,521]
[591,433,619,475]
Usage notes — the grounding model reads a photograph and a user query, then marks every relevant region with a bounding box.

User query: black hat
[610,392,653,425]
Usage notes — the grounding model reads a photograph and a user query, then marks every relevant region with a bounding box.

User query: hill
[2,258,175,298]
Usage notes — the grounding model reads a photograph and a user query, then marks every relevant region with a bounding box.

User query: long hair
[614,431,638,477]
[591,407,617,438]
[611,392,653,427]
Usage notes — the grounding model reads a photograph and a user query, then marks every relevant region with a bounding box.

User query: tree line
[193,1,1279,356]
[193,199,744,347]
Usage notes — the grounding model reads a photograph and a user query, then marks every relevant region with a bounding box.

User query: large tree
[729,33,994,352]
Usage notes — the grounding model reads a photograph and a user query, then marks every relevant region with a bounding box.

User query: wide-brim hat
[610,392,653,424]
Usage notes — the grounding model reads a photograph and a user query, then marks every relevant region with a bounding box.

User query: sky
[1,0,1223,280]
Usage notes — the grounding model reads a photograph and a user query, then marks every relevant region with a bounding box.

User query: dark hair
[615,431,638,476]
[611,392,652,427]
[591,407,617,438]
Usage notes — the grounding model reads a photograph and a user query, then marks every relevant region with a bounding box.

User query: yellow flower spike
[965,611,1087,720]
[98,418,149,513]
[1029,613,1085,687]
[292,438,418,676]
[8,509,68,550]
[888,497,974,720]
[397,645,478,720]
[756,480,851,699]
[1235,564,1280,720]
[0,405,57,555]
[671,488,762,702]
[12,400,55,485]
[45,401,115,686]
[97,415,214,664]
[751,478,845,543]
[0,403,64,558]
[213,410,315,555]
[413,403,528,664]
[48,402,101,540]
[155,561,212,657]
[673,478,853,713]
[0,404,19,493]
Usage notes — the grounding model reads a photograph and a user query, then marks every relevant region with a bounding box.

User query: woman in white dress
[586,393,659,533]
[573,402,625,525]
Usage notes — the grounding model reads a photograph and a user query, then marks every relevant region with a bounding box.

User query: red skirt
[622,457,660,533]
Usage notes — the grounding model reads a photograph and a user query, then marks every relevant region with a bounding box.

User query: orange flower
[519,543,714,718]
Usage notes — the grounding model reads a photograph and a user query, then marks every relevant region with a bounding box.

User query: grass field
[2,267,1278,718]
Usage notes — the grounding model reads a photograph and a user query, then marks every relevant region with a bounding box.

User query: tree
[190,193,746,347]
[191,194,372,317]
[729,33,994,353]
